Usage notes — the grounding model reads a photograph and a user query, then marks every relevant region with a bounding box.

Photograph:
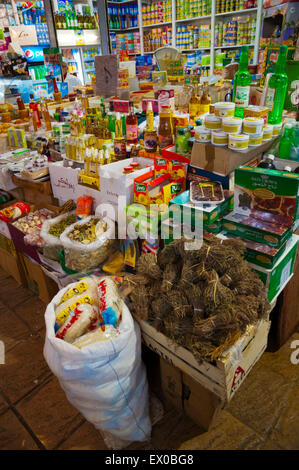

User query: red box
[162,145,191,164]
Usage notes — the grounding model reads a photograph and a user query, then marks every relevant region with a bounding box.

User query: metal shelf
[110,26,139,31]
[143,21,172,28]
[176,15,211,23]
[214,43,254,49]
[215,7,258,17]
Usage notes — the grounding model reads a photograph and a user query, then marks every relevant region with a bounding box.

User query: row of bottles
[189,82,212,119]
[215,0,256,14]
[214,17,256,48]
[54,6,97,30]
[108,2,138,29]
[143,27,172,53]
[232,44,288,124]
[258,154,299,173]
[176,0,211,19]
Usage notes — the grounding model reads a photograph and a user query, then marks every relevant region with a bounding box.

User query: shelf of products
[214,16,256,48]
[142,0,172,26]
[143,26,172,53]
[108,1,138,30]
[110,30,141,55]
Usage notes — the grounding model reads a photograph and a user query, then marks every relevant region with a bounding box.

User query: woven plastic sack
[60,216,116,273]
[43,282,151,448]
[40,211,76,261]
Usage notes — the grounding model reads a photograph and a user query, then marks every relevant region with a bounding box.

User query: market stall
[0,1,298,447]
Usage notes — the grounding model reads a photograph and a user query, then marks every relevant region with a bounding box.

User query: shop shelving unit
[111,0,263,73]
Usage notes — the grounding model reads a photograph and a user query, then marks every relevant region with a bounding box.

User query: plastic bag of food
[0,201,30,222]
[44,281,151,448]
[56,303,99,343]
[96,276,123,328]
[72,324,120,349]
[55,277,98,328]
[60,216,116,273]
[40,211,76,261]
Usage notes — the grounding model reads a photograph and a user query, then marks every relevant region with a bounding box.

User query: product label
[189,103,200,117]
[59,281,89,306]
[56,295,93,326]
[265,88,276,112]
[158,134,173,150]
[126,124,138,140]
[114,141,126,158]
[235,86,250,108]
[145,133,158,152]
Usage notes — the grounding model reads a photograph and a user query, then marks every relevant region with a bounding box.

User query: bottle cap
[284,166,292,172]
[267,154,275,161]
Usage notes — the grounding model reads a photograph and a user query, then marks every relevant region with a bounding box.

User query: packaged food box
[218,232,288,269]
[161,217,216,245]
[222,211,292,248]
[248,234,299,302]
[126,203,165,238]
[190,181,225,205]
[187,164,234,190]
[169,190,234,226]
[134,170,185,208]
[234,166,299,228]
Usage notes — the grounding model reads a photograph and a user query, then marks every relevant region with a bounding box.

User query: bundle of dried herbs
[127,237,270,362]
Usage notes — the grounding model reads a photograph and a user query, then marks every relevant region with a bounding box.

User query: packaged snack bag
[76,196,93,221]
[0,201,30,222]
[72,324,120,349]
[97,276,123,328]
[56,303,99,343]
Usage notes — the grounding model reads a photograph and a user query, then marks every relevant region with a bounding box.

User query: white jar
[262,124,274,141]
[272,123,282,136]
[195,126,211,143]
[214,102,235,118]
[222,117,242,134]
[204,114,222,130]
[243,117,264,135]
[211,130,228,146]
[248,133,263,147]
[228,133,249,151]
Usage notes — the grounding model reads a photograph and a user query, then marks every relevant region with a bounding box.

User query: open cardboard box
[190,138,277,176]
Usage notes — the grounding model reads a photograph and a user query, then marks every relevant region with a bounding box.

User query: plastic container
[204,114,222,130]
[190,180,225,204]
[243,117,264,135]
[222,117,242,134]
[214,101,235,118]
[272,123,282,136]
[262,124,274,141]
[211,130,228,146]
[248,133,263,147]
[195,126,211,143]
[228,133,249,151]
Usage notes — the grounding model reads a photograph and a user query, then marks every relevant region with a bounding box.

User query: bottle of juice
[144,101,158,153]
[266,46,288,125]
[176,128,188,154]
[233,45,251,118]
[278,123,294,160]
[158,105,173,152]
[126,101,138,145]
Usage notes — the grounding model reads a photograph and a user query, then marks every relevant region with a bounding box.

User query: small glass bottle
[257,154,276,170]
[126,101,138,145]
[114,112,127,159]
[144,102,158,153]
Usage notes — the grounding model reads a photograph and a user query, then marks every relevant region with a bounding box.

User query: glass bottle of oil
[114,112,127,159]
[199,81,212,114]
[144,101,158,153]
[158,105,173,152]
[189,85,200,120]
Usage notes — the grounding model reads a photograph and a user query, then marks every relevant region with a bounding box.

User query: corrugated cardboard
[22,255,58,303]
[0,246,27,285]
[160,358,183,411]
[190,139,276,176]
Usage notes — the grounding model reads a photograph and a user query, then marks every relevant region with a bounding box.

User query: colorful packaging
[56,303,99,343]
[0,201,30,222]
[76,196,93,220]
[97,277,123,329]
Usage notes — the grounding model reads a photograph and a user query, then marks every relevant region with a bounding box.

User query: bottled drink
[257,154,276,170]
[278,123,293,159]
[176,128,188,154]
[158,105,174,152]
[52,78,62,103]
[29,94,41,127]
[266,46,288,125]
[114,112,127,159]
[189,86,200,120]
[40,99,52,131]
[199,81,211,114]
[16,94,25,111]
[233,45,251,118]
[144,101,158,153]
[100,97,106,118]
[126,102,138,145]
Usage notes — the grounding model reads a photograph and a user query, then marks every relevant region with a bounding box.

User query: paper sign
[95,55,118,98]
[9,25,38,46]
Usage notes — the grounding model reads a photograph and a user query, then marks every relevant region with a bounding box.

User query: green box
[161,218,215,245]
[234,166,299,229]
[126,203,165,238]
[169,190,234,226]
[219,232,288,268]
[248,235,299,303]
[222,212,292,248]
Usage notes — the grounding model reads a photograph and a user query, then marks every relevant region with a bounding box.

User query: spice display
[67,218,107,244]
[126,238,269,361]
[13,209,53,247]
[48,214,76,238]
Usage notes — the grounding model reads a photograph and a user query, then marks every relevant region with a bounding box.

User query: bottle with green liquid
[266,46,288,125]
[233,45,251,118]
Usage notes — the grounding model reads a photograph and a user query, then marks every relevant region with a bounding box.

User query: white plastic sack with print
[43,281,151,448]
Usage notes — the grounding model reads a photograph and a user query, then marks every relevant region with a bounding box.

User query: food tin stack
[194,103,280,152]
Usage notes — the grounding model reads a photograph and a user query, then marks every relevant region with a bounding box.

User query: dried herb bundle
[127,238,270,362]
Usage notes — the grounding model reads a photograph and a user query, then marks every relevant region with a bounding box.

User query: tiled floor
[0,268,298,450]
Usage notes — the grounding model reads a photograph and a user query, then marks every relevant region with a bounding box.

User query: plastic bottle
[266,46,288,125]
[278,123,294,160]
[158,105,174,152]
[126,102,138,145]
[233,45,251,118]
[144,101,158,153]
[257,154,276,170]
[176,128,188,154]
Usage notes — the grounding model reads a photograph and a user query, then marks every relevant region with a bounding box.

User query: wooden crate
[138,318,271,403]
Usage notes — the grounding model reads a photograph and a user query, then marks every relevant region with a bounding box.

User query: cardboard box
[187,164,234,190]
[161,217,216,245]
[99,157,154,220]
[190,140,275,176]
[22,254,59,303]
[162,144,191,164]
[222,211,292,248]
[0,233,17,257]
[234,165,299,228]
[169,190,234,226]
[134,171,185,208]
[160,358,183,411]
[126,203,164,238]
[138,317,271,402]
[0,246,27,285]
[248,234,299,303]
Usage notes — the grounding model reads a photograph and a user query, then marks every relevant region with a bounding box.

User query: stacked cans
[142,0,172,26]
